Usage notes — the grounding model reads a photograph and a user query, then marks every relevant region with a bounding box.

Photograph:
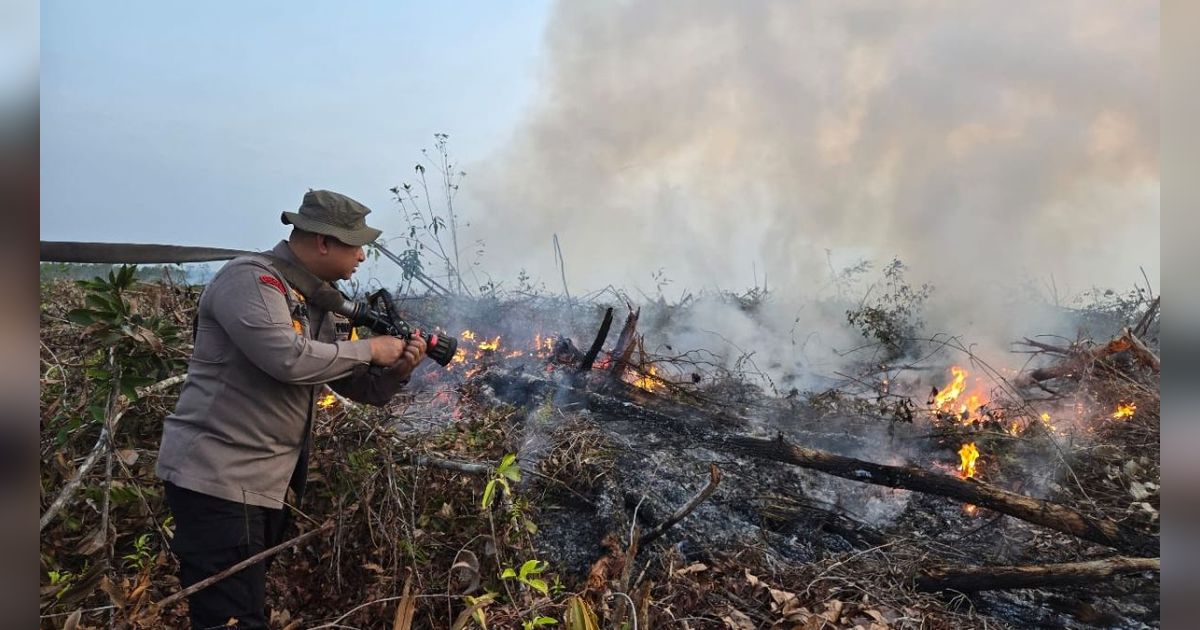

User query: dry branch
[1134,296,1160,337]
[640,464,722,547]
[1016,327,1159,387]
[1121,327,1160,372]
[721,435,1158,557]
[40,374,187,531]
[916,556,1159,592]
[153,521,335,611]
[409,455,491,475]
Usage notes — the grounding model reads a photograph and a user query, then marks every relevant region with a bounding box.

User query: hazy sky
[41,1,550,252]
[42,1,1158,299]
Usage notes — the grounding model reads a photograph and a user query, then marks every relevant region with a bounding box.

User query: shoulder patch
[259,274,287,295]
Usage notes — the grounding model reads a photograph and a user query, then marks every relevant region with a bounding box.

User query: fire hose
[40,240,459,366]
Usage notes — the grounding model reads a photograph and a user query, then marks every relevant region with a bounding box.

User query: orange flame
[632,365,663,392]
[317,392,337,409]
[933,367,968,411]
[533,334,555,357]
[932,366,990,423]
[1112,402,1136,420]
[958,442,979,479]
[478,336,501,352]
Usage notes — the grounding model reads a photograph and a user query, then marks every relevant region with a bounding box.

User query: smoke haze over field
[466,1,1159,306]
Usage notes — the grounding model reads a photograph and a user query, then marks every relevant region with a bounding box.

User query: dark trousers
[164,482,289,630]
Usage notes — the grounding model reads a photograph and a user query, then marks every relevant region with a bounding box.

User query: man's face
[319,236,366,281]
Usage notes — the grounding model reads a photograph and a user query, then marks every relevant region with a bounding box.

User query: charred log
[609,306,641,374]
[916,556,1159,592]
[721,435,1158,557]
[578,307,614,373]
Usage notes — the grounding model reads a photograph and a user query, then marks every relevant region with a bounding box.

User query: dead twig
[153,521,335,611]
[40,373,187,531]
[640,465,722,547]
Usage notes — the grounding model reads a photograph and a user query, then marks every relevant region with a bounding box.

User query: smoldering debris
[39,273,1160,628]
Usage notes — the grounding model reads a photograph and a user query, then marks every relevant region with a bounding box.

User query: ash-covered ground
[392,328,1157,628]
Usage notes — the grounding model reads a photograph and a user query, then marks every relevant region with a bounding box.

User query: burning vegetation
[38,262,1160,629]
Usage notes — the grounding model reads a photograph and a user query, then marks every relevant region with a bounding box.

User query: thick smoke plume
[466,0,1158,313]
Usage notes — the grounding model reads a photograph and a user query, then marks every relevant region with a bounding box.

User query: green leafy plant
[121,532,155,571]
[45,569,76,602]
[501,559,550,596]
[481,454,521,511]
[845,257,933,360]
[66,265,186,399]
[523,616,558,630]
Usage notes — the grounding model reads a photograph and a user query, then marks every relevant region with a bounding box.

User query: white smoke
[463,0,1158,316]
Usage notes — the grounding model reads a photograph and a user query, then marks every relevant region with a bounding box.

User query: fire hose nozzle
[335,294,459,367]
[424,334,458,367]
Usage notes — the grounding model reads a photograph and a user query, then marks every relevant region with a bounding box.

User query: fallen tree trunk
[916,556,1159,592]
[721,435,1158,557]
[1016,328,1159,387]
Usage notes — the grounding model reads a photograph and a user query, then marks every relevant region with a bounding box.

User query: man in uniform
[157,190,425,628]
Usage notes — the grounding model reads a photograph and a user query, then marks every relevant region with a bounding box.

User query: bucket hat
[281,189,382,246]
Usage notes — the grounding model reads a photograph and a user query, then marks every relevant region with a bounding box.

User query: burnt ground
[388,358,1160,629]
[39,278,1159,629]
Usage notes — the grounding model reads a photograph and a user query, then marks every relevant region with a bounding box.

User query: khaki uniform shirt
[157,241,408,508]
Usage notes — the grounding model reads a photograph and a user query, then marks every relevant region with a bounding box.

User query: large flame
[958,442,979,479]
[932,367,967,410]
[931,366,989,423]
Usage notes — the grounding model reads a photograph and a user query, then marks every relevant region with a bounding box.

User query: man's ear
[314,234,330,255]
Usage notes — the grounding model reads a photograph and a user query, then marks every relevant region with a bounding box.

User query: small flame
[317,392,337,409]
[461,330,478,342]
[632,365,663,392]
[534,334,555,357]
[958,442,979,479]
[1112,402,1136,420]
[1039,411,1057,432]
[478,336,501,352]
[963,503,978,516]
